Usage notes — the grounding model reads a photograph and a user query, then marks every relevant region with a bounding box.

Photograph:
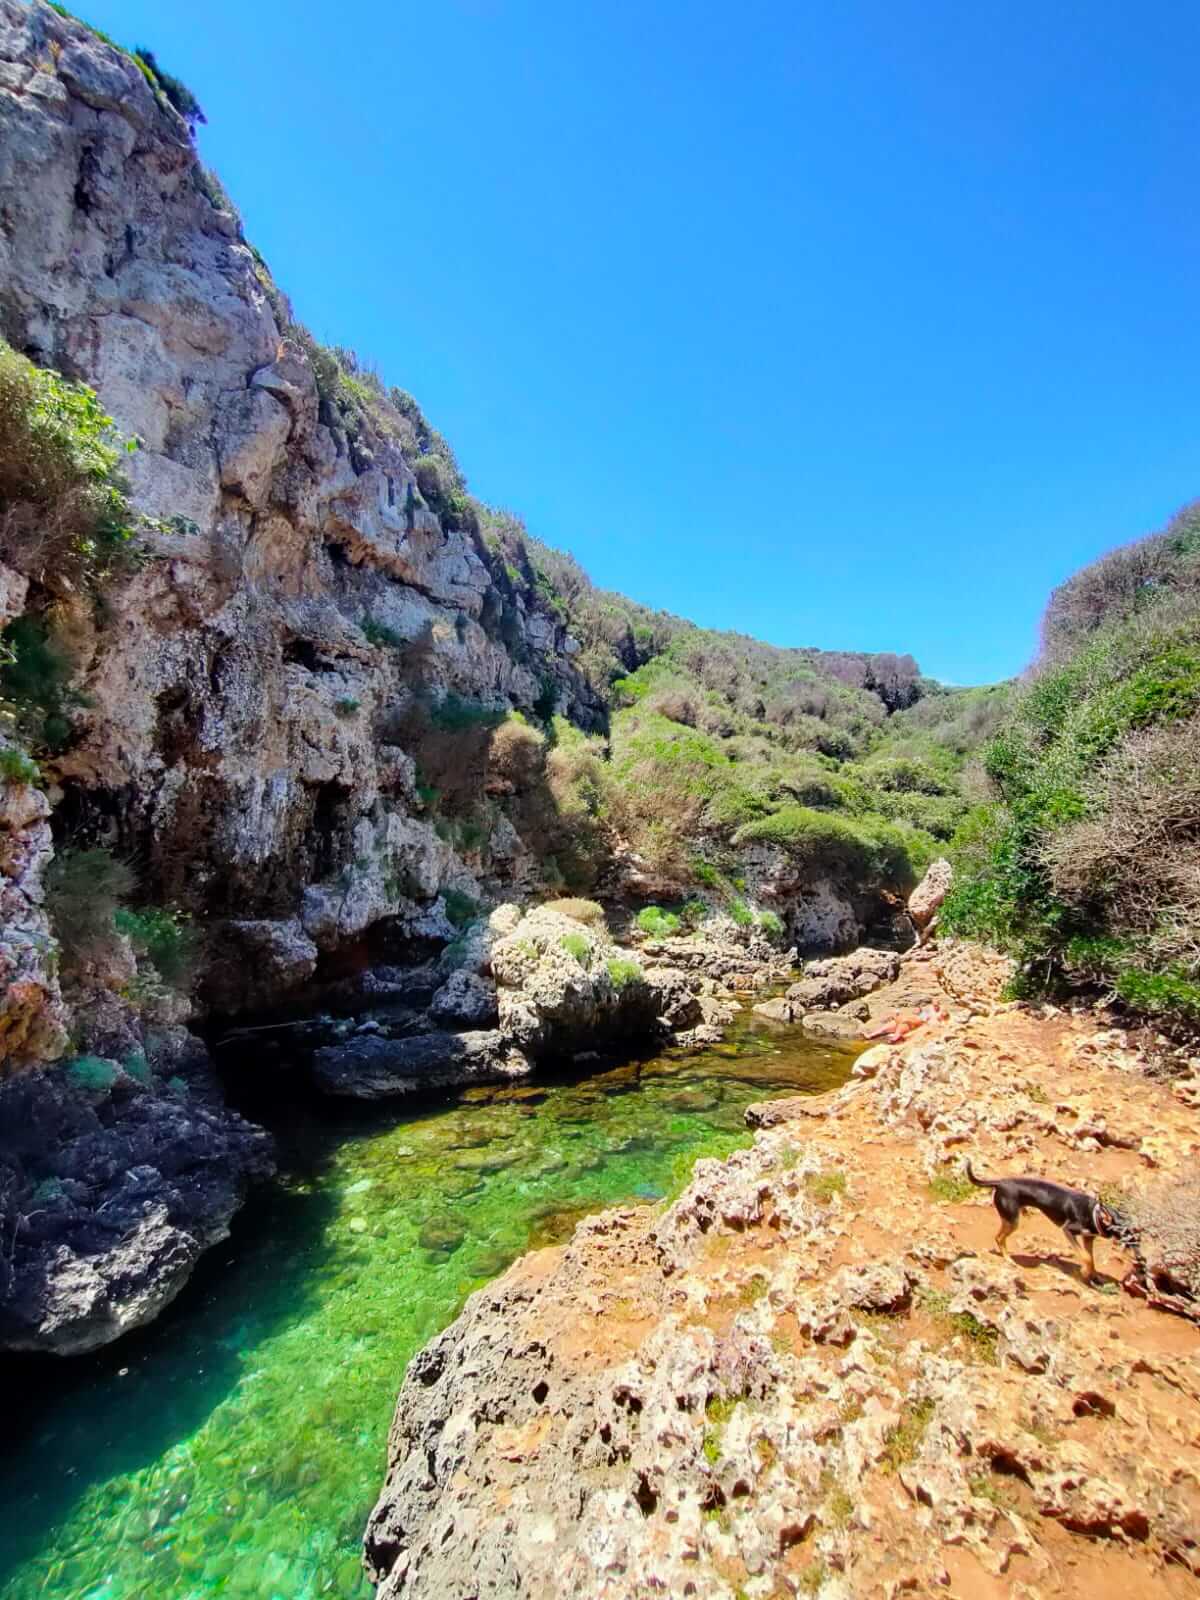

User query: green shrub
[560,932,590,965]
[680,898,708,929]
[728,897,753,927]
[442,889,479,929]
[122,1051,151,1085]
[65,1055,119,1094]
[361,616,404,649]
[543,897,607,929]
[636,905,681,938]
[734,807,923,892]
[0,339,146,580]
[0,746,40,784]
[757,909,785,940]
[334,697,360,718]
[430,694,503,732]
[114,905,198,988]
[607,957,642,991]
[45,846,135,972]
[133,47,206,130]
[943,574,1200,1027]
[0,615,84,752]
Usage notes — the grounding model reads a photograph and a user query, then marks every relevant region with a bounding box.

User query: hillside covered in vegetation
[943,502,1200,1030]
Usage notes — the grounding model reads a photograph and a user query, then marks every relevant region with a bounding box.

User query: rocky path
[364,949,1200,1598]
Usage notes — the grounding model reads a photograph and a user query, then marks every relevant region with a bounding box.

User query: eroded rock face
[909,857,953,940]
[0,0,603,1027]
[0,1040,273,1355]
[0,750,69,1067]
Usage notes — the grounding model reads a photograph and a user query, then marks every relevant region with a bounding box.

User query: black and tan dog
[967,1161,1116,1283]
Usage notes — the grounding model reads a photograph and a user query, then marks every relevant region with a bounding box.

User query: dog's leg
[1064,1228,1094,1283]
[1081,1234,1097,1284]
[995,1217,1017,1258]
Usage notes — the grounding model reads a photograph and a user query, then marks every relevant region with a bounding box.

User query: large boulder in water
[491,907,659,1060]
[311,1029,529,1099]
[0,1042,273,1356]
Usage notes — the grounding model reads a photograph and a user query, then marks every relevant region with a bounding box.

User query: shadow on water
[0,1012,857,1600]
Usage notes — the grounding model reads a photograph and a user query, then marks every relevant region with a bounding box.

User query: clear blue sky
[77,0,1200,684]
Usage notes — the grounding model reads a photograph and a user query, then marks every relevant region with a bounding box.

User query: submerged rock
[311,1029,530,1099]
[0,1053,273,1356]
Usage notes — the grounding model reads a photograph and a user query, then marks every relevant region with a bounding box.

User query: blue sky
[77,0,1199,684]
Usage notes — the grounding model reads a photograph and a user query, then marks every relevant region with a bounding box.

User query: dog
[966,1161,1116,1283]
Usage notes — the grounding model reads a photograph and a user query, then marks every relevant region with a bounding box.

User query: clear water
[0,1017,853,1600]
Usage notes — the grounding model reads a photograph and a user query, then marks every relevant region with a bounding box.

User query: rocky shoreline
[364,947,1200,1599]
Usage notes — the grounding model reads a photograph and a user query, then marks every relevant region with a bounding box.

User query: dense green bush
[636,905,681,938]
[559,932,590,965]
[0,338,145,580]
[114,905,198,988]
[733,807,926,891]
[607,957,642,991]
[943,512,1200,1027]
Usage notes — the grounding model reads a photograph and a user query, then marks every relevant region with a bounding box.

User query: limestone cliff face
[0,0,600,1028]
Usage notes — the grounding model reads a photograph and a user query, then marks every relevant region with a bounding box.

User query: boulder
[786,946,899,1010]
[311,1030,530,1099]
[0,1052,273,1355]
[909,858,953,941]
[429,970,499,1028]
[203,918,318,1013]
[491,908,658,1060]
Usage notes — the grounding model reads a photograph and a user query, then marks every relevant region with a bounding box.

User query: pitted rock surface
[366,944,1200,1599]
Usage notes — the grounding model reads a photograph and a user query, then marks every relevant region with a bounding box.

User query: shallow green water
[0,1017,852,1600]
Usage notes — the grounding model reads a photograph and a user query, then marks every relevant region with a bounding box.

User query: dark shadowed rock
[311,1030,530,1099]
[0,1051,273,1356]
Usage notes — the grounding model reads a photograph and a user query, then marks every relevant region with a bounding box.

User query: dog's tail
[965,1159,1001,1189]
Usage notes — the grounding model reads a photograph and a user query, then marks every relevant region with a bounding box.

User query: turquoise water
[0,1017,853,1600]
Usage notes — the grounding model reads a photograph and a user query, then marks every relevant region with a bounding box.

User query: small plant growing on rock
[361,616,404,649]
[758,909,785,940]
[45,846,135,973]
[728,897,753,927]
[334,697,360,718]
[607,958,642,992]
[636,905,680,938]
[542,897,607,929]
[115,906,197,988]
[804,1170,847,1203]
[442,890,479,930]
[0,746,39,784]
[881,1396,935,1473]
[560,932,590,966]
[927,1167,976,1203]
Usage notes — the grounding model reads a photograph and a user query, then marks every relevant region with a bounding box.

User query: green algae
[0,1016,853,1600]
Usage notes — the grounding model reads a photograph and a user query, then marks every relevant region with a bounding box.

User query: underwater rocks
[0,1047,273,1355]
[311,1029,530,1100]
